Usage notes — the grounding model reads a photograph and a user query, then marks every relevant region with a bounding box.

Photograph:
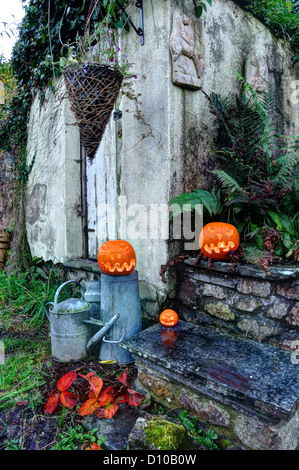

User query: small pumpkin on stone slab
[159,309,179,327]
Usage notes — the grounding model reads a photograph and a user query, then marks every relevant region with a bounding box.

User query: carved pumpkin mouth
[99,259,136,274]
[204,241,235,255]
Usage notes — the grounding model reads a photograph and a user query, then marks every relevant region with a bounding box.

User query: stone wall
[175,259,299,350]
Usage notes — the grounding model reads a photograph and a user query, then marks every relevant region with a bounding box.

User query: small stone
[204,302,235,321]
[267,297,290,319]
[178,279,198,308]
[277,284,299,300]
[237,318,279,341]
[286,303,299,327]
[180,389,230,427]
[200,283,227,299]
[127,417,155,451]
[237,278,271,297]
[234,296,262,312]
[138,371,175,401]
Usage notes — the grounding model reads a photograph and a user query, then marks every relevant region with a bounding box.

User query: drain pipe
[85,313,121,350]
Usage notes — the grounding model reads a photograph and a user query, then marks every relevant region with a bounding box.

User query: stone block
[199,283,227,299]
[204,302,235,321]
[138,371,175,404]
[287,303,299,328]
[267,296,291,319]
[237,278,271,297]
[178,279,198,308]
[234,411,299,450]
[234,295,262,312]
[277,283,299,300]
[180,389,230,427]
[237,318,280,341]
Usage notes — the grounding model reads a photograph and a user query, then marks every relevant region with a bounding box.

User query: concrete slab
[120,321,299,422]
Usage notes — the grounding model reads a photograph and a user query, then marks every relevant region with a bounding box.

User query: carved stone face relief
[245,53,269,93]
[169,9,205,90]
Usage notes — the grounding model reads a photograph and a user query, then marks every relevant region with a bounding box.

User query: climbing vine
[238,0,299,63]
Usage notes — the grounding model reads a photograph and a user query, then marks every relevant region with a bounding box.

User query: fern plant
[170,73,299,260]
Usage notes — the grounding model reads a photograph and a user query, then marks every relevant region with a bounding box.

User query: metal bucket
[45,280,91,363]
[99,270,142,364]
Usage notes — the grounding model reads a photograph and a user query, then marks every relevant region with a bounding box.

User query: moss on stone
[144,418,185,450]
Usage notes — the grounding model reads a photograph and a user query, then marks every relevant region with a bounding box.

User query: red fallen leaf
[79,372,103,399]
[78,398,99,416]
[96,403,118,419]
[60,390,77,408]
[117,368,145,406]
[113,393,129,404]
[15,400,28,406]
[57,371,77,392]
[117,368,128,387]
[44,390,60,414]
[87,443,102,450]
[127,388,145,407]
[97,387,115,407]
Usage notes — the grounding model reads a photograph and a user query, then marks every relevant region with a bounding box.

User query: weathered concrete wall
[25,0,299,317]
[26,78,83,263]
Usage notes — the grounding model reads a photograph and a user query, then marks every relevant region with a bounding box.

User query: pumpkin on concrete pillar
[97,240,136,276]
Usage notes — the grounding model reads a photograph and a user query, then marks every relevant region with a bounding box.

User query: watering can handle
[53,279,85,312]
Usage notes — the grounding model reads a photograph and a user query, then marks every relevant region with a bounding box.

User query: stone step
[120,320,299,425]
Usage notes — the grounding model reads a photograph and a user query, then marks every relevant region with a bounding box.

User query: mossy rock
[144,417,185,450]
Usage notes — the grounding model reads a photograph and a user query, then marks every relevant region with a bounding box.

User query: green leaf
[267,211,283,231]
[194,6,203,17]
[286,0,292,13]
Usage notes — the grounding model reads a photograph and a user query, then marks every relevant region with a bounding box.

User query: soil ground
[0,357,139,450]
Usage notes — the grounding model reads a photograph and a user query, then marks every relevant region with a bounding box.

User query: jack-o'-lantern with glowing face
[199,222,239,260]
[97,240,136,275]
[159,309,179,327]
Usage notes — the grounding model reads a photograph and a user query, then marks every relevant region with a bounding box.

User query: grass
[0,264,66,410]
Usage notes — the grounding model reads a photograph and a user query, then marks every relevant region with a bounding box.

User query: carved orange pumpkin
[199,222,239,260]
[159,309,179,327]
[97,240,136,276]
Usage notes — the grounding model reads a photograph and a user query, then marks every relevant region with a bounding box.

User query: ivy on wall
[236,0,299,63]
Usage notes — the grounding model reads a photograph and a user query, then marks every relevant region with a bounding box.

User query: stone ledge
[63,258,102,274]
[120,321,299,423]
[183,259,299,281]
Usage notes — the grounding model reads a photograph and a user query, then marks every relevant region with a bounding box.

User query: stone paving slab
[121,321,299,421]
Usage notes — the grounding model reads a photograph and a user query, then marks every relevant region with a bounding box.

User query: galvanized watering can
[45,279,120,363]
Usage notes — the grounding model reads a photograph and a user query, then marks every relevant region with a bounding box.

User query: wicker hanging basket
[64,63,123,159]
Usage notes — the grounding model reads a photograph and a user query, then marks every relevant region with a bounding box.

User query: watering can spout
[86,313,121,350]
